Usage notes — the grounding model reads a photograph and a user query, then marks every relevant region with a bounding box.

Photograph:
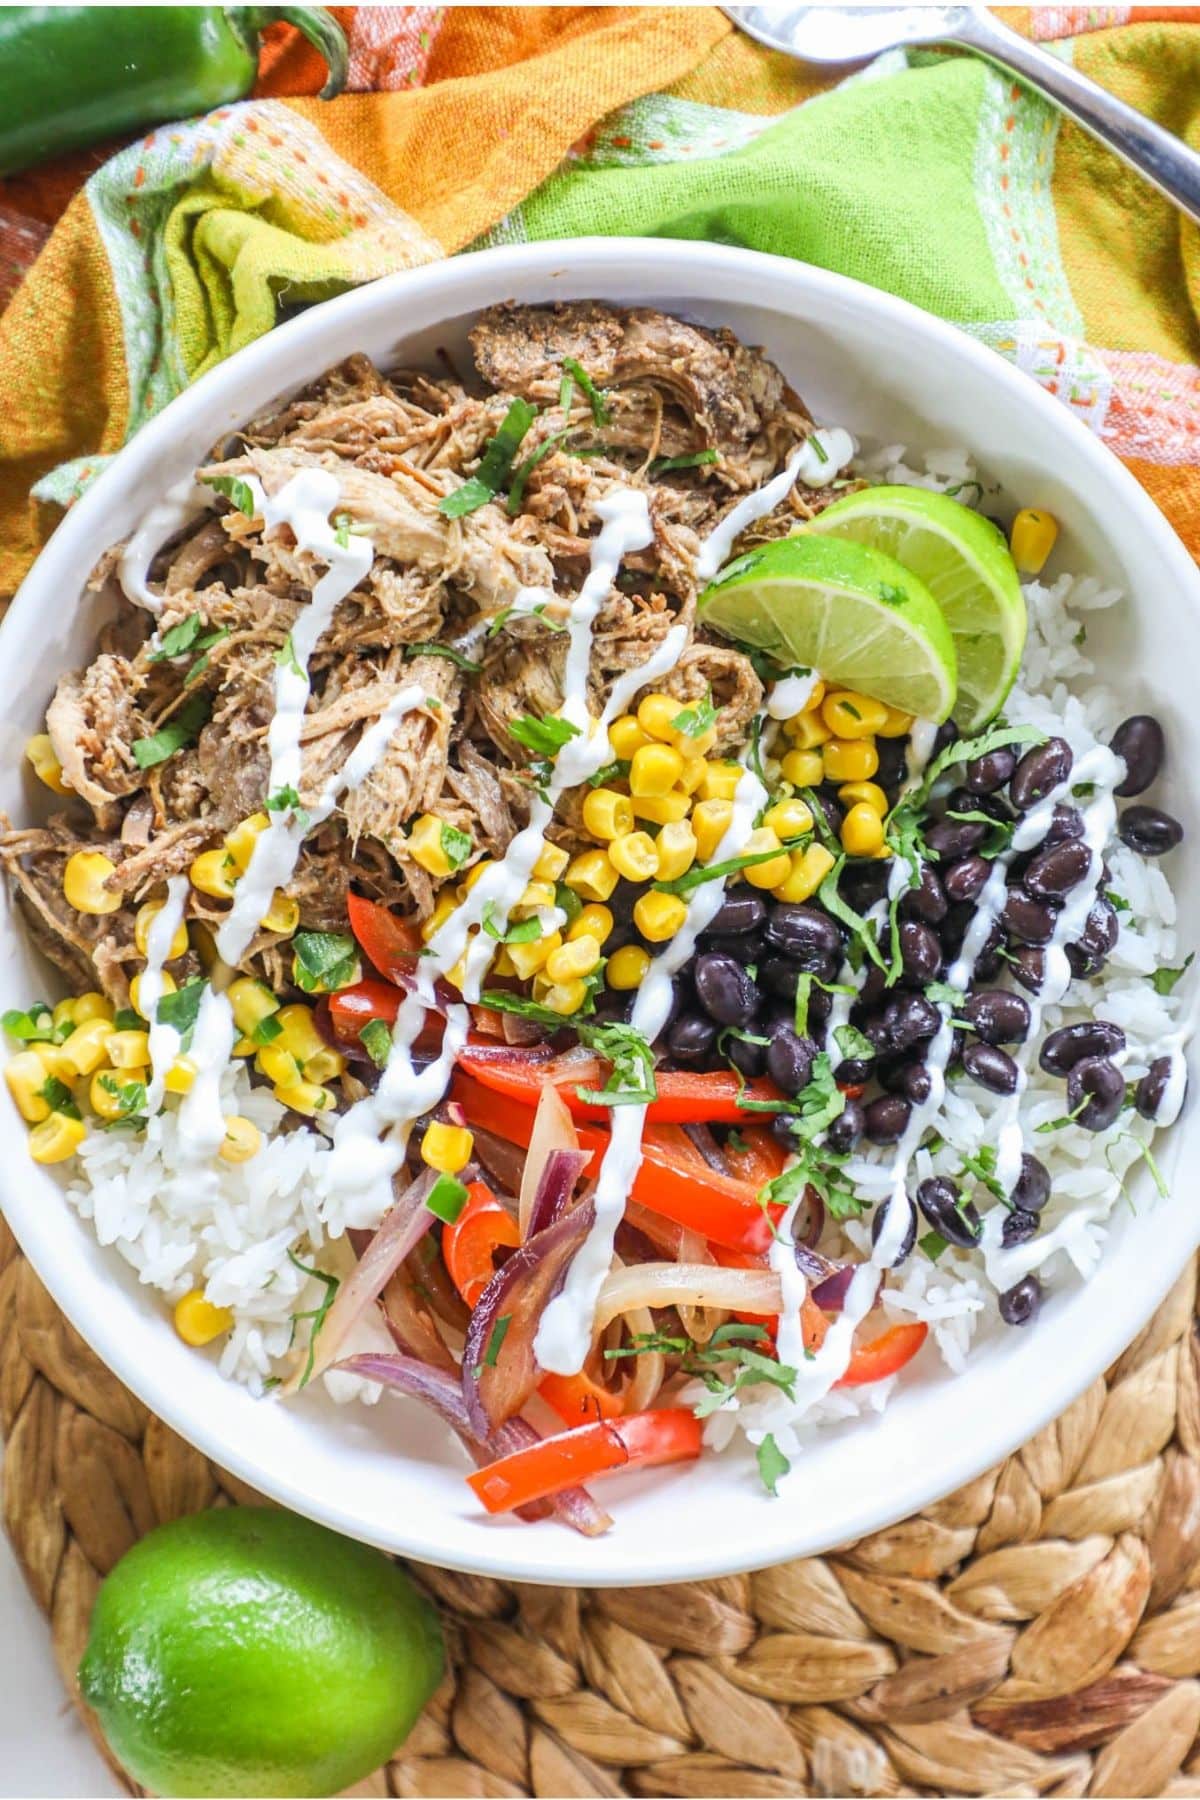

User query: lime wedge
[807,486,1025,732]
[698,534,957,724]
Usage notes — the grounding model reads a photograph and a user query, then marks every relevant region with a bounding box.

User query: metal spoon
[724,5,1200,226]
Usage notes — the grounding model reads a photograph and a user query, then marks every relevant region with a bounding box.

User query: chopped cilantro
[274,633,304,679]
[649,449,719,477]
[509,713,581,760]
[481,902,543,946]
[439,399,538,518]
[806,432,830,465]
[757,1432,791,1497]
[404,641,482,675]
[156,979,206,1040]
[440,822,473,873]
[149,613,205,662]
[3,1003,58,1044]
[507,430,570,515]
[560,357,609,426]
[200,472,257,516]
[833,1022,875,1063]
[131,692,211,769]
[575,1022,657,1109]
[587,758,631,789]
[39,1074,80,1120]
[478,1313,512,1372]
[1151,954,1193,996]
[286,1250,340,1388]
[671,691,718,740]
[292,931,359,995]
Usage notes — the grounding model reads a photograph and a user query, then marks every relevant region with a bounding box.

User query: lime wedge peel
[806,485,1026,732]
[698,534,958,724]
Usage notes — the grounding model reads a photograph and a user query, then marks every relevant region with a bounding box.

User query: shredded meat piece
[341,656,460,853]
[46,655,146,827]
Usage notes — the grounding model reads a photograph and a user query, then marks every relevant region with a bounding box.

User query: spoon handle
[952,8,1200,227]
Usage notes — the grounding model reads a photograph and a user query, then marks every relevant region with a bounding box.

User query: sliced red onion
[795,1186,827,1249]
[793,1242,839,1285]
[284,1166,438,1393]
[470,1125,528,1195]
[526,1147,590,1240]
[518,1081,582,1239]
[810,1264,856,1312]
[461,1198,595,1440]
[336,1353,611,1535]
[502,1012,548,1047]
[682,1122,733,1177]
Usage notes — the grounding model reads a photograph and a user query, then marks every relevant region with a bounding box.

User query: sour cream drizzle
[142,875,191,1113]
[695,428,856,582]
[119,480,216,614]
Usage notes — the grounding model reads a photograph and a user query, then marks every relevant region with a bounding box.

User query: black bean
[1008,947,1046,994]
[974,929,1006,982]
[726,1033,767,1078]
[826,1098,865,1152]
[916,1175,982,1248]
[857,965,888,1011]
[694,953,760,1028]
[667,1013,717,1069]
[1012,1152,1051,1213]
[698,933,763,961]
[833,1056,873,1086]
[965,746,1017,794]
[934,719,960,754]
[1001,888,1057,946]
[942,855,990,905]
[899,865,948,924]
[899,920,943,985]
[1039,1019,1126,1075]
[1044,803,1085,845]
[962,990,1032,1045]
[949,785,1013,825]
[1111,714,1165,797]
[962,1040,1020,1095]
[766,1026,817,1097]
[923,815,988,860]
[864,1094,911,1144]
[759,957,801,1001]
[878,1057,933,1104]
[1025,839,1092,900]
[1002,1208,1040,1248]
[810,791,845,839]
[999,1274,1043,1327]
[764,904,843,966]
[872,1195,917,1267]
[1119,803,1183,857]
[1066,1055,1126,1131]
[592,990,633,1027]
[841,860,890,911]
[1137,1054,1185,1122]
[1010,737,1073,810]
[1065,898,1120,977]
[881,993,941,1051]
[874,736,909,789]
[704,893,767,938]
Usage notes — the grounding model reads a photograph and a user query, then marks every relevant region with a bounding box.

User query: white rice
[63,447,1189,1424]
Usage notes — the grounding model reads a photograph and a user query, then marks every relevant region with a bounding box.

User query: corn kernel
[540,978,589,1016]
[216,1115,261,1165]
[304,1047,346,1085]
[821,690,889,739]
[802,678,827,713]
[781,748,825,788]
[63,851,120,916]
[631,790,691,826]
[273,1004,326,1065]
[232,1036,255,1057]
[491,947,517,978]
[608,713,651,759]
[455,858,491,901]
[189,848,238,900]
[531,841,570,883]
[787,711,832,751]
[408,812,461,879]
[629,743,684,798]
[842,802,886,857]
[674,724,717,762]
[607,945,651,990]
[134,900,189,961]
[260,890,299,935]
[823,737,879,783]
[421,892,459,942]
[28,1112,87,1163]
[568,904,613,945]
[838,780,889,817]
[545,934,602,983]
[129,969,176,1020]
[74,992,114,1025]
[692,799,734,862]
[60,1018,115,1077]
[5,1052,52,1122]
[88,1071,126,1120]
[676,756,707,796]
[513,880,556,916]
[26,733,70,794]
[633,890,689,942]
[422,1120,474,1174]
[608,831,659,883]
[877,705,914,739]
[1010,506,1059,576]
[636,692,683,743]
[106,1029,151,1071]
[740,827,791,890]
[227,977,279,1038]
[564,850,619,903]
[698,760,742,803]
[654,820,698,883]
[508,931,561,980]
[763,798,815,841]
[582,787,634,842]
[164,1057,197,1096]
[258,1042,303,1087]
[773,843,837,904]
[225,811,271,875]
[51,997,78,1034]
[272,1079,333,1118]
[174,1288,235,1346]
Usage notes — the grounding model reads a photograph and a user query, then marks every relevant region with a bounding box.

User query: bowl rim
[3,236,1200,1585]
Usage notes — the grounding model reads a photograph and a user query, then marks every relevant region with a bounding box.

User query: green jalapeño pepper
[0,7,349,178]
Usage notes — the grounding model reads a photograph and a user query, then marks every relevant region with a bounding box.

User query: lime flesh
[78,1508,444,1798]
[807,485,1026,731]
[698,533,958,723]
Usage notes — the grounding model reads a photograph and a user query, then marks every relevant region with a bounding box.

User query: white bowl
[2,240,1198,1587]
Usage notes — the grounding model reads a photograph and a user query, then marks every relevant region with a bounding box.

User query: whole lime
[78,1508,444,1798]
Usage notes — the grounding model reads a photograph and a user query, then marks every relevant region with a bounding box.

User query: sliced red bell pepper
[836,1320,928,1388]
[466,1408,702,1514]
[451,1072,774,1254]
[539,1368,625,1427]
[347,892,423,985]
[442,1180,520,1309]
[722,1124,787,1189]
[325,978,447,1059]
[457,1044,784,1125]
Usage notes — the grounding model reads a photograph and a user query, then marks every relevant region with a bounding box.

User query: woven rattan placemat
[6,1208,1200,1800]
